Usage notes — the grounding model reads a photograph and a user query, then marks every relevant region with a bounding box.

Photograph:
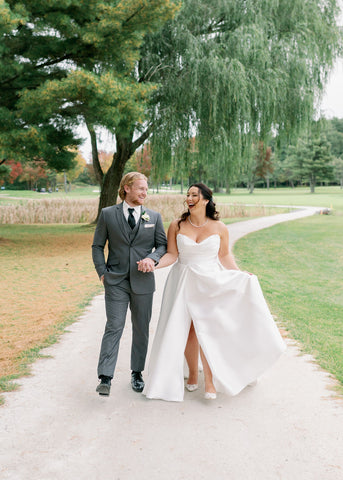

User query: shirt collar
[123,201,141,216]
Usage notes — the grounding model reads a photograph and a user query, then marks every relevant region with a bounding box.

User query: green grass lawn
[216,185,343,210]
[234,212,343,393]
[0,184,100,201]
[221,184,343,392]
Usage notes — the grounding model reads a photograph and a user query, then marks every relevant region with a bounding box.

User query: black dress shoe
[96,375,111,396]
[131,371,144,392]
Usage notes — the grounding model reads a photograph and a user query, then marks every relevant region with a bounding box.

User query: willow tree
[140,0,342,191]
[81,0,342,211]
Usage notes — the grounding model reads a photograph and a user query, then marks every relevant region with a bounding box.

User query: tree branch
[140,64,172,82]
[1,4,148,88]
[123,6,145,25]
[131,124,154,152]
[0,53,73,86]
[85,120,104,186]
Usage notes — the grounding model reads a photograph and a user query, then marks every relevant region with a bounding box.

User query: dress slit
[191,319,215,380]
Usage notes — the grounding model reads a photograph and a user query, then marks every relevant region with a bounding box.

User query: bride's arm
[155,220,179,269]
[218,223,240,270]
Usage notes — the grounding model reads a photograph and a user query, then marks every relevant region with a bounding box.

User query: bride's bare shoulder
[168,219,181,235]
[216,220,228,230]
[215,220,229,237]
[169,219,180,229]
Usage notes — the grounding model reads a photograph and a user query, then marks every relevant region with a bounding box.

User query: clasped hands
[137,257,155,273]
[99,257,155,283]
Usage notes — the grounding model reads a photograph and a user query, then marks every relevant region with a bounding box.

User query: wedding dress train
[143,234,286,401]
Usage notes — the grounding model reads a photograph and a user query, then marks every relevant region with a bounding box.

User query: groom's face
[124,179,148,206]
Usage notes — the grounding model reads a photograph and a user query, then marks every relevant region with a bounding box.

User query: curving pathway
[227,205,319,248]
[0,206,342,480]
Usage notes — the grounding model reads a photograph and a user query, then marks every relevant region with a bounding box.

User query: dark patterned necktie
[128,208,136,229]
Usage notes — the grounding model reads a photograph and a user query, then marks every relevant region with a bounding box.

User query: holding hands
[137,258,155,273]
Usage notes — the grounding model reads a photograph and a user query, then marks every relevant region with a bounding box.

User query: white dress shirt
[123,201,141,225]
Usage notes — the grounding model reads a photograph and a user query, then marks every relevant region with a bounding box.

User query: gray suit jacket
[92,203,167,294]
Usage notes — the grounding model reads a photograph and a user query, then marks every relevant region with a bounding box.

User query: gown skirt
[143,234,286,402]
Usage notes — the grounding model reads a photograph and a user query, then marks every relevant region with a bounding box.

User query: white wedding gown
[143,233,286,401]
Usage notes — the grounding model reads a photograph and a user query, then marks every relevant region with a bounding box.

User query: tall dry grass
[145,196,274,222]
[0,198,98,224]
[0,195,274,224]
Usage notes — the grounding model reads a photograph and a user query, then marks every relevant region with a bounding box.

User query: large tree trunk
[97,135,134,219]
[86,122,103,187]
[91,125,153,222]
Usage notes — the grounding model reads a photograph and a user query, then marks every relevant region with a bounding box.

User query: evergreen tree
[305,135,334,192]
[285,130,334,192]
[332,157,343,188]
[326,117,343,158]
[0,0,177,194]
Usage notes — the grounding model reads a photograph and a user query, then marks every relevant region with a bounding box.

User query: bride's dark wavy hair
[178,183,220,228]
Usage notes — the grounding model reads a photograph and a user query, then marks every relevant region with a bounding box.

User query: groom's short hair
[119,172,148,200]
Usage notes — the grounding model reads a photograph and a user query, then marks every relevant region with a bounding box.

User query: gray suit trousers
[97,278,153,378]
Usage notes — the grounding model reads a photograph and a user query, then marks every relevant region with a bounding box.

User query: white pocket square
[144,224,155,228]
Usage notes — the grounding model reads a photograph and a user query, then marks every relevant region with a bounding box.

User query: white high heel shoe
[185,383,198,392]
[204,392,217,400]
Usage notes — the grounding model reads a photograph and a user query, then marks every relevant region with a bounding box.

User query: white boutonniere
[141,211,150,222]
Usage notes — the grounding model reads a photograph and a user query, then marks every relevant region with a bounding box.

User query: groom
[92,172,167,396]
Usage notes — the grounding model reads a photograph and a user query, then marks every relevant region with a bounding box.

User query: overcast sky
[320,59,343,118]
[321,0,343,118]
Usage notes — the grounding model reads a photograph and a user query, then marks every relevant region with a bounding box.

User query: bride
[141,183,286,401]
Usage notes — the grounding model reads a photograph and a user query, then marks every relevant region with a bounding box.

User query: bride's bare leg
[200,348,216,394]
[184,322,199,385]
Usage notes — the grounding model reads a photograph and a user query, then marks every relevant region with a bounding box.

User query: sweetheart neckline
[177,233,220,245]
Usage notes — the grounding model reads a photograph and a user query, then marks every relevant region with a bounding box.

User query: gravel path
[1,206,342,480]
